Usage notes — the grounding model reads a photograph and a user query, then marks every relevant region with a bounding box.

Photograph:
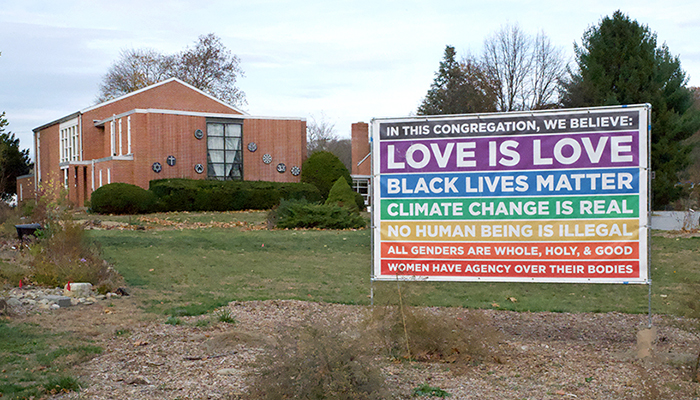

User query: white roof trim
[81,77,247,115]
[93,108,305,127]
[59,116,79,130]
[59,155,134,166]
[34,111,81,132]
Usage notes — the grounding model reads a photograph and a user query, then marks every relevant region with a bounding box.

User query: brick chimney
[351,122,370,176]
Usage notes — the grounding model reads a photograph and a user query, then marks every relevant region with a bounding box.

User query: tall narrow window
[110,120,116,156]
[127,116,132,154]
[118,119,123,155]
[60,129,67,162]
[207,122,242,180]
[59,118,80,163]
[37,133,41,182]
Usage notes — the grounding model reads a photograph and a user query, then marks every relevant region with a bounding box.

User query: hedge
[149,179,322,212]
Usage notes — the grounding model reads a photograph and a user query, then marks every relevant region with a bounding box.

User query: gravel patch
[28,299,698,400]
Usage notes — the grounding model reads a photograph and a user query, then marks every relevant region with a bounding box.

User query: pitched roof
[81,77,247,115]
[34,77,247,132]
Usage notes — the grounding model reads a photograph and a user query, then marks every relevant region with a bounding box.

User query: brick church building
[19,78,307,207]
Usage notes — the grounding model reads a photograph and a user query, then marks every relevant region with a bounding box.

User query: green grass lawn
[91,227,372,315]
[0,320,99,398]
[88,212,700,317]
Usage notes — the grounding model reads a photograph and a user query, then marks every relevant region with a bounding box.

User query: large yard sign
[371,105,650,284]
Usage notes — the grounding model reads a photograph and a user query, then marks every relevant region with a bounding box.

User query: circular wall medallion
[247,142,258,152]
[152,162,162,173]
[290,166,301,176]
[166,155,176,166]
[194,164,204,174]
[277,163,286,173]
[194,129,204,140]
[262,154,272,164]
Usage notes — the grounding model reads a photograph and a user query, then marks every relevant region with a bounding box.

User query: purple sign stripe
[380,131,639,173]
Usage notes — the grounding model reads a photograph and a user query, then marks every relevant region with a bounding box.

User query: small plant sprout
[114,328,131,336]
[412,383,451,397]
[216,308,237,324]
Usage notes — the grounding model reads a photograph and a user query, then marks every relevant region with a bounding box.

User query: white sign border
[371,105,651,284]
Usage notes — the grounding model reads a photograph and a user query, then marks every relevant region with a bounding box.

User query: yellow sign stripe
[380,219,639,242]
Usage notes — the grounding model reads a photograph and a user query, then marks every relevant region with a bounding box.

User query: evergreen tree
[560,11,700,208]
[0,112,32,201]
[418,46,497,115]
[325,177,360,213]
[300,151,351,200]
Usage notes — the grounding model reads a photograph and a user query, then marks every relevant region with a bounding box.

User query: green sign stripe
[381,195,639,220]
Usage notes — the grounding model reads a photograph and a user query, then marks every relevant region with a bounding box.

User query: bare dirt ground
[16,293,698,400]
[3,220,698,399]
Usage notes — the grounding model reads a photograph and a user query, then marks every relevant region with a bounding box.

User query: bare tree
[459,55,499,112]
[175,33,246,107]
[307,113,339,156]
[325,139,352,172]
[97,48,174,103]
[527,32,567,109]
[96,34,245,107]
[306,114,353,170]
[482,24,566,111]
[483,23,532,111]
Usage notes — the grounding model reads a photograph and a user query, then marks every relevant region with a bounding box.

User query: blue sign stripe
[380,168,639,198]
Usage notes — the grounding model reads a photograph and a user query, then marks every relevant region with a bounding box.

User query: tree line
[418,11,700,208]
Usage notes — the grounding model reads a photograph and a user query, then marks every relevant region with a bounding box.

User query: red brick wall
[76,114,307,194]
[243,118,306,182]
[84,79,241,121]
[80,112,108,162]
[135,113,207,188]
[16,175,35,203]
[35,124,61,185]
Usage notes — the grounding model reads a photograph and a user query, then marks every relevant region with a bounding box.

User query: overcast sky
[1,0,698,158]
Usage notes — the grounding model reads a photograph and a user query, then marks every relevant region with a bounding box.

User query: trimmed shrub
[301,151,351,200]
[150,179,200,211]
[325,177,359,213]
[149,179,322,212]
[90,183,156,214]
[268,199,366,229]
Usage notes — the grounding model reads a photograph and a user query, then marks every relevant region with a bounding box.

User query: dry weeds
[8,296,695,400]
